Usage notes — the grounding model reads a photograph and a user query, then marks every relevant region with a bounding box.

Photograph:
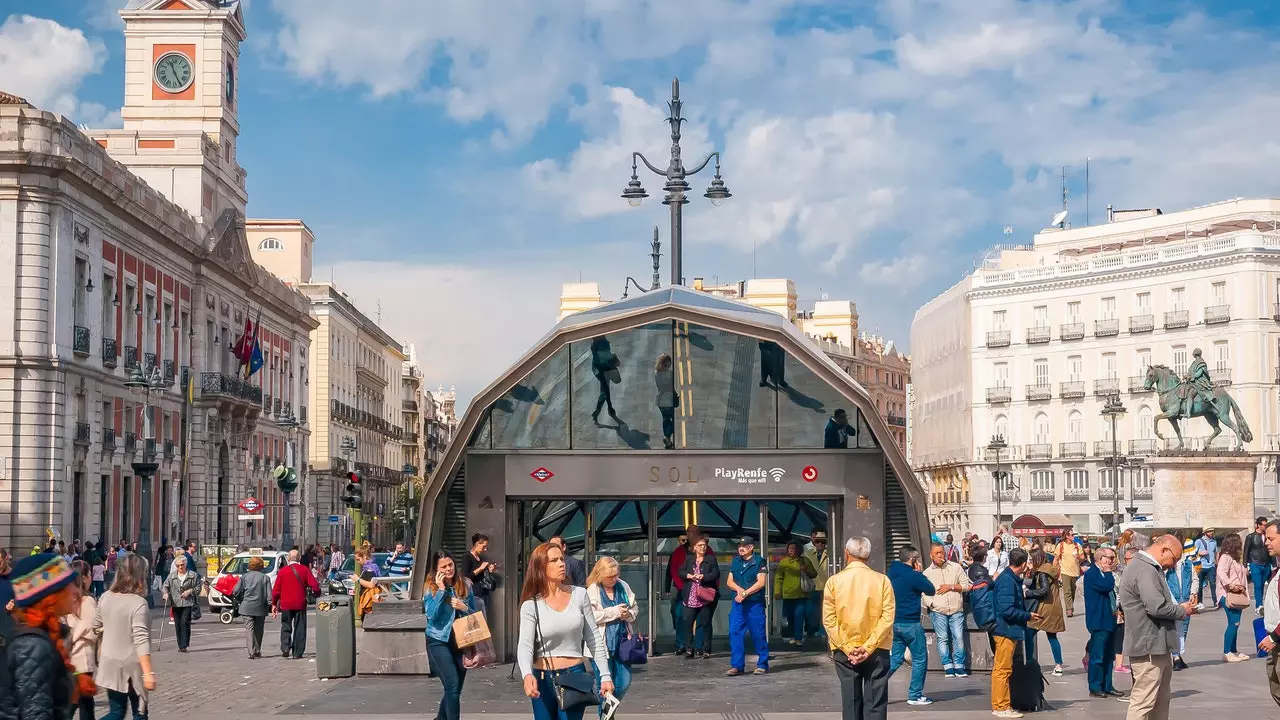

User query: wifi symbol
[768,467,786,482]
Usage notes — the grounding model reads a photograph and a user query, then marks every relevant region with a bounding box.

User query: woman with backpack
[4,553,84,720]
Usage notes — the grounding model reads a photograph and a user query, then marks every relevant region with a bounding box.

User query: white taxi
[207,548,290,612]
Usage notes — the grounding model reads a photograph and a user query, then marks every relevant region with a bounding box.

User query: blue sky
[5,0,1280,403]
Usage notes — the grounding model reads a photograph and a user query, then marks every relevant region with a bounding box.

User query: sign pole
[352,507,363,628]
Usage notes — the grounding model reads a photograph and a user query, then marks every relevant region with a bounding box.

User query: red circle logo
[802,466,818,482]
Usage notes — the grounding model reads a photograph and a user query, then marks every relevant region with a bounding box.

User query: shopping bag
[462,638,496,669]
[452,611,492,649]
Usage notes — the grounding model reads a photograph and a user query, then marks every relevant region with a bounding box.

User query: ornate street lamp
[621,78,732,287]
[1101,394,1128,539]
[987,434,1008,534]
[276,408,300,549]
[126,365,165,572]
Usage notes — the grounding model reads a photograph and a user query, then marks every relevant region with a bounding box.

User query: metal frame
[411,293,929,599]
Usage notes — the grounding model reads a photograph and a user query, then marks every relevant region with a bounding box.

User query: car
[207,549,290,611]
[327,552,412,599]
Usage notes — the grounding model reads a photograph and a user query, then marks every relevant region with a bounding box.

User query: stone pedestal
[356,600,430,675]
[1149,452,1257,533]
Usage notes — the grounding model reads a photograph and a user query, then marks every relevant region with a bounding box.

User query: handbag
[533,596,599,712]
[693,582,717,604]
[1226,590,1251,610]
[452,607,492,649]
[799,558,817,594]
[617,626,648,665]
[461,638,496,669]
[290,565,316,604]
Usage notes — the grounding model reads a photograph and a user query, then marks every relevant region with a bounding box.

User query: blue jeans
[670,594,686,651]
[928,610,967,671]
[427,637,466,720]
[1087,629,1116,693]
[104,688,146,720]
[1046,632,1063,665]
[806,590,825,637]
[531,665,590,720]
[592,656,631,716]
[889,622,928,700]
[729,601,770,671]
[1199,565,1217,603]
[1251,563,1271,609]
[1219,597,1242,654]
[783,598,806,642]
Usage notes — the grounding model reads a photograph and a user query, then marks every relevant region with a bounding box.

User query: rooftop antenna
[1061,166,1070,228]
[649,226,662,290]
[1085,157,1090,227]
[376,300,382,326]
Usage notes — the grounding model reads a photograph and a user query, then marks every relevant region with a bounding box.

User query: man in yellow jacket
[823,536,895,720]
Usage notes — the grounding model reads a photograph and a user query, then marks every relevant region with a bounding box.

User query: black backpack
[1008,640,1053,713]
[0,615,66,720]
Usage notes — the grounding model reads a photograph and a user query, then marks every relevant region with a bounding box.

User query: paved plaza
[147,608,1278,720]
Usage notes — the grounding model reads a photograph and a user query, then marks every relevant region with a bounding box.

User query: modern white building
[0,0,319,552]
[912,198,1280,538]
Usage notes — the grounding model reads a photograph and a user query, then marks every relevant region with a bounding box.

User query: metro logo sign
[530,467,555,483]
[238,497,262,513]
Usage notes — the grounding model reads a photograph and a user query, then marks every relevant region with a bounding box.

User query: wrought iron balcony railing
[1026,326,1051,344]
[887,414,907,427]
[123,432,137,454]
[163,440,175,459]
[1128,314,1154,333]
[1094,318,1119,337]
[986,330,1011,348]
[101,428,116,451]
[1026,443,1052,460]
[1129,438,1157,456]
[73,326,91,357]
[102,338,118,367]
[144,352,157,372]
[1060,381,1085,398]
[1205,304,1231,325]
[1060,322,1085,341]
[1164,309,1189,329]
[1095,440,1123,457]
[1060,441,1086,458]
[1027,384,1052,401]
[74,422,91,445]
[1093,378,1120,396]
[123,345,139,370]
[1211,368,1232,387]
[986,386,1012,403]
[1128,375,1151,393]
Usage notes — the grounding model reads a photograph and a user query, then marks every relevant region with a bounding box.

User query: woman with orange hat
[4,552,84,719]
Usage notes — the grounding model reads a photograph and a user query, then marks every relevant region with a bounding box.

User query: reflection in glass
[776,349,874,449]
[571,323,672,450]
[469,410,491,449]
[681,324,776,449]
[491,346,569,449]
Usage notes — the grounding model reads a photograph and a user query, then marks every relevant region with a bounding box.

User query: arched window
[1067,410,1083,442]
[257,237,284,251]
[1034,412,1049,444]
[994,414,1009,442]
[1138,406,1154,439]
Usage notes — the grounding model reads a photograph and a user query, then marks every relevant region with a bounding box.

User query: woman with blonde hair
[95,553,156,719]
[232,555,272,659]
[518,542,613,720]
[586,557,639,713]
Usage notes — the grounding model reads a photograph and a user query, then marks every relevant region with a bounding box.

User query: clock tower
[91,0,248,224]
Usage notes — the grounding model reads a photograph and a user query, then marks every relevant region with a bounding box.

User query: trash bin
[315,594,356,678]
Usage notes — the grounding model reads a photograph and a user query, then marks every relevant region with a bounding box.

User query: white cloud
[0,14,116,126]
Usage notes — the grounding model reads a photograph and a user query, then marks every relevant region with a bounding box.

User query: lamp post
[621,77,732,287]
[1101,394,1128,539]
[276,409,299,550]
[987,434,1008,535]
[125,365,166,573]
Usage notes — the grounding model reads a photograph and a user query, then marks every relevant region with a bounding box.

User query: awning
[1012,514,1073,537]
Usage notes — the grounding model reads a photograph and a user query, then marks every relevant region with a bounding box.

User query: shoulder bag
[533,595,598,712]
[290,564,316,604]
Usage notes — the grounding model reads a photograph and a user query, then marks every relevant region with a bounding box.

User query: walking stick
[156,595,170,651]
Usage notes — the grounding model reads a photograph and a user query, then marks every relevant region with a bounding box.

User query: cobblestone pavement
[165,610,1277,719]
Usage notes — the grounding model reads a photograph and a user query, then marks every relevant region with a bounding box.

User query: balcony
[274,397,283,416]
[74,422,91,446]
[1060,442,1086,459]
[163,360,175,385]
[1026,443,1053,460]
[402,399,419,412]
[101,428,115,451]
[1060,381,1085,399]
[986,330,1011,348]
[1026,326,1051,344]
[356,364,387,387]
[123,345,139,370]
[1093,378,1120,396]
[198,372,264,415]
[1026,384,1052,401]
[1031,487,1056,501]
[1164,309,1189,329]
[102,338,118,367]
[73,326,91,357]
[1129,438,1157,456]
[402,432,420,445]
[1128,375,1151,393]
[1064,487,1090,500]
[1133,487,1153,501]
[1095,440,1123,457]
[1275,302,1280,321]
[143,352,157,372]
[299,406,308,425]
[1129,314,1154,333]
[1204,304,1231,325]
[986,386,1012,404]
[1211,368,1232,387]
[123,432,137,454]
[264,394,273,415]
[283,401,292,420]
[991,488,1018,502]
[1099,487,1122,501]
[1060,322,1085,341]
[887,414,907,427]
[180,366,189,389]
[1094,318,1119,337]
[353,461,397,483]
[163,440,175,459]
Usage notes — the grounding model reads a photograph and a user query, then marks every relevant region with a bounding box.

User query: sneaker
[1089,692,1109,699]
[168,619,174,625]
[907,697,934,706]
[1196,603,1205,611]
[726,668,742,676]
[1108,691,1130,702]
[944,669,956,678]
[1226,652,1250,663]
[1052,664,1063,676]
[753,667,767,675]
[993,710,1024,718]
[954,670,969,678]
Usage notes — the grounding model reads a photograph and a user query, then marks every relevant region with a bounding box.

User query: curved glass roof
[558,287,786,332]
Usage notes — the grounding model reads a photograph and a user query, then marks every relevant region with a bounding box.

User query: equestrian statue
[1144,348,1253,451]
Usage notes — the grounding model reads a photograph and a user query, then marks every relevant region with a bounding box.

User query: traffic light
[342,471,364,509]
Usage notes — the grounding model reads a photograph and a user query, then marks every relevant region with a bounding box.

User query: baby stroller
[214,574,241,625]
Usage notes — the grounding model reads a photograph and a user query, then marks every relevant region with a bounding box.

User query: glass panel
[592,501,650,640]
[523,500,588,556]
[652,500,687,652]
[766,501,830,641]
[691,500,762,648]
[570,323,673,449]
[776,348,872,449]
[492,346,569,449]
[679,324,777,449]
[469,410,491,449]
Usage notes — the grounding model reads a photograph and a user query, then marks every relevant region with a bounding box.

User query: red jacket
[666,546,688,592]
[272,562,320,612]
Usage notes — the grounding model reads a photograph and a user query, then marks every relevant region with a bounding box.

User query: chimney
[1107,204,1114,223]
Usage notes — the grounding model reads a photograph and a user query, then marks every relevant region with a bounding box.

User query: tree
[386,476,426,544]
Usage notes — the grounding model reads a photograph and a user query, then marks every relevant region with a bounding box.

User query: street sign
[328,514,341,525]
[237,513,265,521]
[238,497,262,514]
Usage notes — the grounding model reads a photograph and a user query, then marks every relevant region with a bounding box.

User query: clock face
[154,52,193,93]
[225,60,235,103]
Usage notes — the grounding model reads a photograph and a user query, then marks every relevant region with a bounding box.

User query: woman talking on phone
[518,542,614,720]
[424,550,477,720]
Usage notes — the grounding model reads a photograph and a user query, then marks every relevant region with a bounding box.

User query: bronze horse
[1144,364,1253,450]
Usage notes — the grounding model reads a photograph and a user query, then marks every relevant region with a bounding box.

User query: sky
[4,0,1280,407]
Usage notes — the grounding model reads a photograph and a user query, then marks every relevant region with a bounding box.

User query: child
[91,559,107,598]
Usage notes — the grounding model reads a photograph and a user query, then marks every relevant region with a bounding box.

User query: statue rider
[1179,348,1214,418]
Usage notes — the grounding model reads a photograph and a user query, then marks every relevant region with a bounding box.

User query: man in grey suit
[1118,534,1198,720]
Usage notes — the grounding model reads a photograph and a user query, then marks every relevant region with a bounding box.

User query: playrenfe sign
[714,467,786,484]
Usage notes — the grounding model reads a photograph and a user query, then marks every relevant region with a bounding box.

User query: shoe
[954,670,969,678]
[1089,692,1109,699]
[907,697,933,706]
[700,652,711,660]
[1226,652,1249,663]
[1108,691,1130,701]
[944,669,955,678]
[1173,657,1188,671]
[1052,664,1063,676]
[1115,664,1130,674]
[726,668,742,676]
[685,652,697,660]
[753,667,767,675]
[168,619,174,625]
[993,710,1024,718]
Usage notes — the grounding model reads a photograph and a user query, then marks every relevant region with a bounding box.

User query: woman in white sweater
[586,557,639,714]
[518,542,614,720]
